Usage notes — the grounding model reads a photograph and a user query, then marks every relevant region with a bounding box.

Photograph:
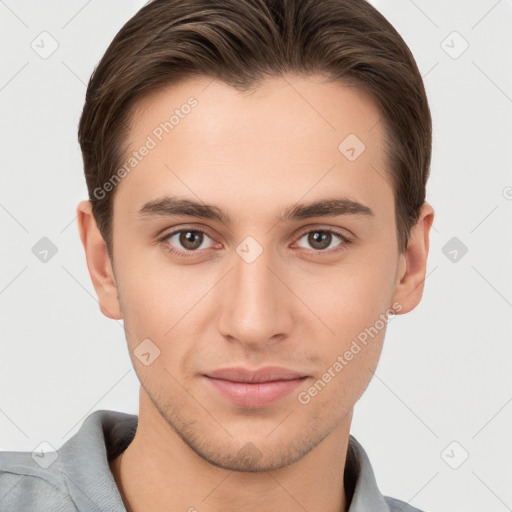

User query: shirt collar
[58,409,135,511]
[344,433,391,511]
[58,409,391,511]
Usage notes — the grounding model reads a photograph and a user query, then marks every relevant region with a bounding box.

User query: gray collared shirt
[0,409,425,511]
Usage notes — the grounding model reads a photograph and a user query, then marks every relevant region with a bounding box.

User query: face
[85,74,425,472]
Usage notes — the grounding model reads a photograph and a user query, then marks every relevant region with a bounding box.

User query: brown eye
[178,230,204,250]
[295,229,347,252]
[163,229,215,254]
[308,231,332,250]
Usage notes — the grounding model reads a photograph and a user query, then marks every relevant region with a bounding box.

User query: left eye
[295,230,347,251]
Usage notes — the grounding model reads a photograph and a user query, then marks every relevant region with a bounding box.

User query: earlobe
[76,200,123,320]
[391,202,435,315]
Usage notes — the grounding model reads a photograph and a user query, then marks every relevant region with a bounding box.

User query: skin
[77,73,434,512]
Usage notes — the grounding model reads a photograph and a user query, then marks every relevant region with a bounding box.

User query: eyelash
[158,226,352,258]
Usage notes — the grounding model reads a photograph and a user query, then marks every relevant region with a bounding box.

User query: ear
[76,200,122,320]
[391,202,435,315]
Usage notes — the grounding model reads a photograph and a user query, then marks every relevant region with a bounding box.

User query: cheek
[116,252,200,332]
[302,321,387,415]
[307,255,396,392]
[115,259,213,371]
[315,261,396,339]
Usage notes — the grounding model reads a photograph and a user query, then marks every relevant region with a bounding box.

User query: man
[0,0,434,510]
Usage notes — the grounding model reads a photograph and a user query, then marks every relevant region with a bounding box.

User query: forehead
[115,74,392,224]
[128,73,384,154]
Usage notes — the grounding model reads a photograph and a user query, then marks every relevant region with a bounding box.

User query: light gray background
[1,1,511,511]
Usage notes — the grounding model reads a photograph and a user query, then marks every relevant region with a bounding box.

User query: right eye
[159,228,219,257]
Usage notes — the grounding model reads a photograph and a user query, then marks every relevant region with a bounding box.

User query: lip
[206,366,306,383]
[204,366,308,408]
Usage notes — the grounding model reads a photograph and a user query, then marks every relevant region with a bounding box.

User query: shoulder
[0,450,75,511]
[346,435,430,512]
[384,495,428,512]
[0,409,136,511]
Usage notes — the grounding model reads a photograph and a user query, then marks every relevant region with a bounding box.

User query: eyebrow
[138,196,374,224]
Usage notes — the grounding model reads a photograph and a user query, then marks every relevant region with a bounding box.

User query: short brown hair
[78,0,432,258]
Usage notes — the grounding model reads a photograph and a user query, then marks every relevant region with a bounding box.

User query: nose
[217,241,293,350]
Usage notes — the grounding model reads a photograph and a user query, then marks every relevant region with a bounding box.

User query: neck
[110,390,352,512]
